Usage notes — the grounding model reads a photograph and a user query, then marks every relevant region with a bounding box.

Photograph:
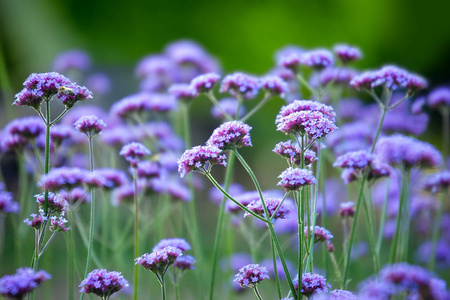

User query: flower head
[120,142,151,168]
[35,192,69,214]
[330,289,358,299]
[135,246,183,276]
[174,255,196,271]
[190,73,220,93]
[304,226,334,243]
[85,73,111,95]
[276,100,336,123]
[299,49,334,69]
[177,145,227,177]
[338,202,355,218]
[428,87,450,108]
[168,84,198,101]
[79,269,128,298]
[153,238,191,252]
[333,44,362,63]
[6,116,45,139]
[234,264,269,288]
[276,110,337,139]
[0,189,20,214]
[333,150,374,169]
[38,167,88,191]
[277,167,317,191]
[95,169,129,189]
[273,140,317,166]
[293,272,331,297]
[311,67,358,87]
[0,268,51,299]
[245,197,292,221]
[423,171,450,193]
[220,73,261,99]
[49,216,71,232]
[24,213,47,230]
[260,76,289,97]
[206,121,252,150]
[74,115,106,137]
[52,50,90,73]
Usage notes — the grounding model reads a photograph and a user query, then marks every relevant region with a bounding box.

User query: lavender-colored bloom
[120,142,150,168]
[111,183,142,206]
[276,46,305,71]
[225,191,259,214]
[260,76,289,97]
[111,93,176,119]
[338,202,355,218]
[223,253,253,273]
[59,187,90,204]
[358,280,395,300]
[423,171,450,193]
[85,73,111,95]
[299,49,334,69]
[100,125,138,147]
[136,161,160,179]
[6,116,45,139]
[24,213,47,230]
[135,246,183,275]
[50,125,75,147]
[35,192,69,214]
[167,181,191,202]
[190,72,220,93]
[153,238,191,252]
[416,240,450,268]
[319,289,357,300]
[0,131,28,153]
[375,135,442,169]
[244,197,291,221]
[220,72,261,99]
[0,190,20,214]
[135,54,179,80]
[79,269,128,298]
[74,115,106,137]
[234,264,269,288]
[174,255,196,271]
[277,167,317,191]
[206,121,252,150]
[83,172,112,189]
[52,50,90,73]
[177,145,227,177]
[325,122,373,156]
[276,100,336,123]
[412,96,426,115]
[276,110,337,139]
[293,272,331,297]
[0,268,51,299]
[304,226,334,243]
[38,167,88,191]
[168,84,198,101]
[310,68,358,87]
[210,98,246,120]
[333,44,362,63]
[428,87,450,108]
[334,150,373,169]
[57,83,93,108]
[96,169,129,189]
[49,216,70,232]
[62,105,111,128]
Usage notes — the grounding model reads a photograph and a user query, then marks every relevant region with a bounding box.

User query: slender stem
[0,215,4,261]
[65,222,75,300]
[43,100,51,215]
[296,73,318,98]
[209,152,235,300]
[206,91,233,121]
[253,286,264,300]
[133,168,139,300]
[389,167,408,264]
[361,188,379,273]
[270,192,289,221]
[38,231,57,258]
[329,252,343,284]
[429,190,448,270]
[271,235,282,300]
[50,107,70,126]
[160,276,166,300]
[400,169,412,262]
[241,92,271,122]
[376,178,390,255]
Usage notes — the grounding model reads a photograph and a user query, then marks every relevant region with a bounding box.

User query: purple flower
[299,49,334,69]
[59,187,89,204]
[375,135,442,169]
[74,115,106,137]
[310,68,358,87]
[276,46,305,71]
[423,171,450,193]
[220,72,261,99]
[338,202,355,218]
[135,246,183,276]
[136,161,160,179]
[153,238,191,252]
[190,72,220,93]
[416,240,450,268]
[325,121,373,156]
[56,83,93,108]
[52,50,90,73]
[100,125,138,147]
[24,212,47,230]
[120,142,151,168]
[5,116,45,139]
[234,264,269,288]
[111,183,141,206]
[85,73,111,95]
[328,289,358,300]
[49,216,70,232]
[79,269,128,298]
[428,87,450,108]
[35,192,69,214]
[304,226,334,243]
[260,76,289,97]
[168,84,198,101]
[0,268,51,299]
[276,100,336,123]
[244,197,292,221]
[225,191,260,214]
[209,182,245,205]
[276,110,338,139]
[38,167,89,191]
[51,125,76,147]
[333,150,373,169]
[278,167,316,191]
[293,272,331,297]
[174,255,196,271]
[382,98,429,135]
[83,172,111,189]
[333,44,362,64]
[210,98,246,120]
[274,141,317,166]
[111,93,177,119]
[167,181,191,202]
[0,189,19,214]
[206,121,252,150]
[95,169,129,189]
[177,145,227,177]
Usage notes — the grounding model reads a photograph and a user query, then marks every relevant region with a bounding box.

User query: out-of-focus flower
[153,238,191,252]
[52,50,90,73]
[79,269,128,298]
[210,98,246,120]
[333,44,362,64]
[0,268,51,299]
[428,87,450,109]
[120,142,151,168]
[234,264,269,288]
[74,115,106,138]
[220,73,261,99]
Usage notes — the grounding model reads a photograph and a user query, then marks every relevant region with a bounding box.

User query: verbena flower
[49,216,70,232]
[177,145,227,177]
[325,121,373,156]
[423,171,450,193]
[375,135,442,169]
[174,255,196,271]
[85,73,111,95]
[60,187,90,204]
[329,289,358,299]
[95,169,129,189]
[35,192,69,215]
[277,167,316,191]
[259,76,289,97]
[338,202,355,218]
[167,181,191,202]
[50,125,76,147]
[276,100,336,123]
[135,246,183,276]
[210,98,246,120]
[293,272,331,297]
[382,99,429,135]
[153,238,191,252]
[168,84,198,101]
[234,264,269,288]
[52,50,90,73]
[38,167,89,191]
[135,54,178,80]
[220,72,261,99]
[274,140,318,166]
[5,116,45,139]
[0,267,51,299]
[333,44,362,64]
[111,93,177,119]
[333,150,373,169]
[310,68,358,87]
[74,115,106,138]
[299,49,334,69]
[24,212,47,230]
[83,172,112,189]
[0,189,20,214]
[136,161,160,179]
[244,197,291,221]
[206,121,252,150]
[190,72,220,93]
[304,226,334,243]
[120,142,151,168]
[276,110,337,139]
[111,183,141,206]
[428,87,450,109]
[79,269,128,299]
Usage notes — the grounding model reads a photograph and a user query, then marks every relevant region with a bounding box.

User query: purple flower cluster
[273,140,318,166]
[49,216,70,232]
[304,226,334,243]
[259,76,289,97]
[85,73,111,95]
[169,84,198,101]
[74,115,106,137]
[220,73,261,99]
[423,171,450,193]
[120,142,151,168]
[0,186,19,214]
[79,269,128,298]
[52,50,90,73]
[277,167,316,191]
[153,238,191,252]
[177,145,227,177]
[299,49,335,69]
[135,246,183,276]
[35,192,69,214]
[24,213,47,229]
[173,255,196,271]
[38,167,88,191]
[375,135,442,169]
[334,150,374,169]
[190,72,220,94]
[333,44,362,63]
[428,87,450,108]
[311,68,358,87]
[0,116,46,153]
[96,169,129,189]
[110,93,177,119]
[244,197,291,221]
[0,268,51,299]
[276,100,336,123]
[350,65,427,94]
[293,272,331,297]
[206,121,252,150]
[338,202,355,218]
[234,264,269,288]
[210,98,246,120]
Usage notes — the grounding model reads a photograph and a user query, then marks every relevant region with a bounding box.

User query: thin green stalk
[271,236,282,299]
[65,221,75,300]
[376,178,390,255]
[240,92,271,122]
[389,167,408,264]
[133,168,139,300]
[296,73,318,98]
[209,152,235,300]
[254,286,263,300]
[429,190,448,270]
[159,276,166,300]
[400,169,411,262]
[319,148,328,275]
[43,99,51,216]
[206,91,233,121]
[361,189,379,273]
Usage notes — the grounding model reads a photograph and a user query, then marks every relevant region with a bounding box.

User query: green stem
[429,190,448,270]
[254,286,264,300]
[209,152,235,300]
[206,91,233,121]
[271,235,282,300]
[400,169,412,262]
[133,168,139,300]
[362,188,380,273]
[376,178,390,256]
[296,73,318,98]
[240,92,271,122]
[43,100,51,216]
[389,167,408,264]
